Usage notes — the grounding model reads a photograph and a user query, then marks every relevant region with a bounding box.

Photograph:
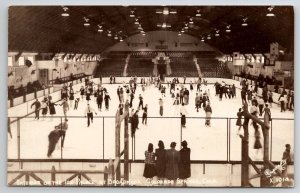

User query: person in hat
[179,140,191,186]
[165,142,180,185]
[159,98,163,116]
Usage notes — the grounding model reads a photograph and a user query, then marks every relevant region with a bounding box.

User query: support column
[124,105,129,181]
[115,110,121,183]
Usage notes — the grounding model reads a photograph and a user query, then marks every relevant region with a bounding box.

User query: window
[8,56,13,66]
[27,56,34,64]
[18,56,25,66]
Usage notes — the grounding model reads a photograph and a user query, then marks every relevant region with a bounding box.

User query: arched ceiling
[8,6,294,54]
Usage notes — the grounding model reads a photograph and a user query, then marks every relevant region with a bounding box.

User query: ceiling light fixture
[134,18,139,25]
[129,10,135,17]
[61,6,69,17]
[83,17,90,27]
[266,6,275,17]
[226,25,231,32]
[178,32,182,36]
[114,36,118,40]
[215,30,220,37]
[242,18,248,26]
[184,23,189,29]
[195,9,201,17]
[97,25,103,32]
[107,31,112,37]
[189,18,194,24]
[207,35,211,40]
[201,37,205,42]
[156,7,177,15]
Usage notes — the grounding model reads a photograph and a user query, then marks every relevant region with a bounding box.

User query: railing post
[108,159,114,186]
[51,166,56,186]
[78,172,81,186]
[25,172,30,186]
[60,116,63,159]
[103,117,104,159]
[270,120,273,161]
[17,119,20,159]
[227,118,229,162]
[104,166,108,186]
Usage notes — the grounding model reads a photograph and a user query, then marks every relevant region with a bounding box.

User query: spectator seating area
[127,59,154,77]
[95,59,125,77]
[169,57,198,77]
[8,80,43,100]
[130,51,157,58]
[198,58,232,78]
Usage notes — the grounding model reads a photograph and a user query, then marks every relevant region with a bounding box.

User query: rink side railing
[7,115,294,163]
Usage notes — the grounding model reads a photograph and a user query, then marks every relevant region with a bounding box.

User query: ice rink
[7,80,294,163]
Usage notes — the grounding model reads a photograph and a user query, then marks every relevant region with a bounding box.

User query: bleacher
[95,58,125,77]
[127,59,154,77]
[197,58,232,78]
[130,51,157,58]
[169,57,198,77]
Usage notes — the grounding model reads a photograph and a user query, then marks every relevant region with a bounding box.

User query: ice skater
[180,103,188,128]
[204,103,212,126]
[80,86,85,100]
[159,98,164,116]
[74,98,79,110]
[60,98,69,119]
[84,104,97,127]
[47,126,65,157]
[104,92,111,111]
[142,104,148,125]
[31,99,41,120]
[236,108,243,134]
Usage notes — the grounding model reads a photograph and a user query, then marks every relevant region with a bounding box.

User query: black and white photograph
[6,5,294,187]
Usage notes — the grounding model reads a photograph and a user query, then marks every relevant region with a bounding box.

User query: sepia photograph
[6,5,294,187]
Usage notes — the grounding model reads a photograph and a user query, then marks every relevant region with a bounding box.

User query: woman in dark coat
[48,99,57,120]
[131,110,139,137]
[80,86,85,100]
[254,127,262,153]
[69,88,75,107]
[165,142,180,185]
[155,140,166,181]
[179,140,191,186]
[236,108,243,133]
[143,143,156,180]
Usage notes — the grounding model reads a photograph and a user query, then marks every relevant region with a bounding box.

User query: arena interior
[7,6,294,187]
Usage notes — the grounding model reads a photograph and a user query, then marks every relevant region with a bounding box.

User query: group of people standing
[143,140,191,186]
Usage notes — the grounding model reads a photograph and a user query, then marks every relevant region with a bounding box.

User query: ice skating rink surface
[8,82,294,162]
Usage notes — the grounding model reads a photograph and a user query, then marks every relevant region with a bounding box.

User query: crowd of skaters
[27,76,294,163]
[43,76,218,157]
